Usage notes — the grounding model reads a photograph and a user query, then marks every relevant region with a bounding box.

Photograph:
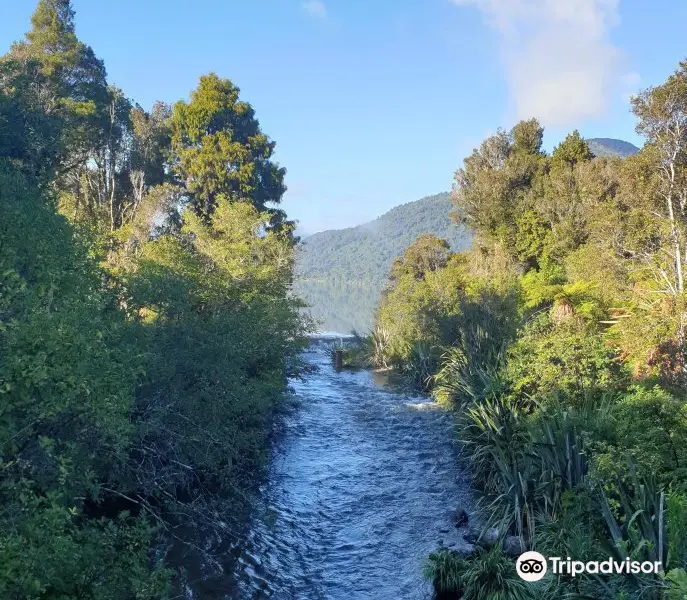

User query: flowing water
[193,338,473,599]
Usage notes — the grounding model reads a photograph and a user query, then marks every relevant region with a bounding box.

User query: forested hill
[294,193,472,333]
[587,137,640,158]
[296,193,472,283]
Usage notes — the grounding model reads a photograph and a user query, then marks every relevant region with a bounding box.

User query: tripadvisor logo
[516,551,547,582]
[516,552,663,582]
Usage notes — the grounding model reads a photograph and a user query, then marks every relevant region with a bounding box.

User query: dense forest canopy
[295,141,634,334]
[296,193,471,283]
[0,1,308,597]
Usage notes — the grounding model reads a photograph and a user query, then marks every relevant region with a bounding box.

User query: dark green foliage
[666,493,687,570]
[297,193,471,282]
[0,58,63,179]
[399,109,687,598]
[0,160,137,484]
[0,2,308,596]
[590,387,687,487]
[511,119,544,156]
[5,0,110,179]
[390,234,452,281]
[425,548,533,600]
[0,160,170,598]
[120,202,307,529]
[551,130,594,169]
[0,495,170,600]
[506,316,626,404]
[376,238,520,390]
[170,73,288,226]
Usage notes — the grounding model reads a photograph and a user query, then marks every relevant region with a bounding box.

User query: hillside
[296,192,471,282]
[587,137,640,158]
[294,193,472,332]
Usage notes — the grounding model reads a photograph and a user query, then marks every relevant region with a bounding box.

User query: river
[189,337,473,599]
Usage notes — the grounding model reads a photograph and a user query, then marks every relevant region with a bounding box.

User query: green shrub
[425,548,534,600]
[589,387,687,486]
[0,162,168,596]
[506,316,626,405]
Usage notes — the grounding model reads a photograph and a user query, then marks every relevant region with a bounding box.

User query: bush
[506,316,626,405]
[0,162,169,596]
[425,548,534,600]
[589,386,687,486]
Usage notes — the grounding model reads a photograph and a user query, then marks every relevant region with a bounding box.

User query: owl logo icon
[516,551,547,582]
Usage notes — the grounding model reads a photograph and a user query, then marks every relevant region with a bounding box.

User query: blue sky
[2,1,687,233]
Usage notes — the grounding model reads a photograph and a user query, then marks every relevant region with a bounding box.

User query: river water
[194,338,472,599]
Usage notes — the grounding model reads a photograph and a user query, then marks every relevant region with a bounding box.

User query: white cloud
[302,0,327,19]
[620,71,640,87]
[451,0,633,126]
[619,71,641,102]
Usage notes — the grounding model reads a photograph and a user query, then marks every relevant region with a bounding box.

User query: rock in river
[503,535,524,557]
[453,507,469,527]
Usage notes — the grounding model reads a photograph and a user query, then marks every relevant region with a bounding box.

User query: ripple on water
[228,342,472,600]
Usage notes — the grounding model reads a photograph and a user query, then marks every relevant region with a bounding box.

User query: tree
[453,129,513,237]
[534,133,597,260]
[80,86,134,230]
[625,61,687,374]
[511,118,544,156]
[551,130,593,169]
[0,4,311,597]
[0,58,63,179]
[632,62,687,297]
[170,73,288,226]
[452,120,546,258]
[130,102,172,191]
[4,0,110,177]
[389,234,453,281]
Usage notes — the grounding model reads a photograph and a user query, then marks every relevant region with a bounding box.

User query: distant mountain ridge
[296,193,471,283]
[587,138,640,158]
[294,193,472,333]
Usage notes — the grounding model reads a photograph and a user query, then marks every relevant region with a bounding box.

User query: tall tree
[536,132,596,259]
[632,62,687,298]
[452,120,546,258]
[511,118,544,156]
[627,61,687,378]
[4,0,109,176]
[170,73,288,225]
[0,58,63,179]
[389,234,453,282]
[130,102,172,191]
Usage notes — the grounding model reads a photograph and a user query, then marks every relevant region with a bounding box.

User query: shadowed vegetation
[0,1,309,597]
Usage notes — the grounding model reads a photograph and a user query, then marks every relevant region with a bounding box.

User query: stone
[456,543,477,556]
[464,526,479,544]
[503,535,524,557]
[440,534,477,555]
[465,526,499,547]
[480,527,500,547]
[453,507,469,527]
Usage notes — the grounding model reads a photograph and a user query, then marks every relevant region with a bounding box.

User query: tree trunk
[668,162,684,293]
